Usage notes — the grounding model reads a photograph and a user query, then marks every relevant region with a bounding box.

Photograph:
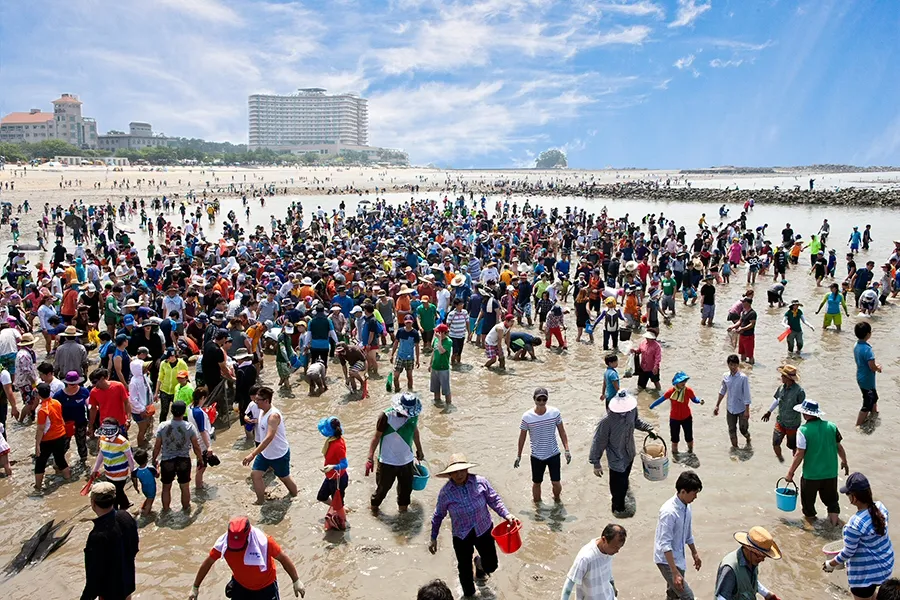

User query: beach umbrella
[64,214,84,230]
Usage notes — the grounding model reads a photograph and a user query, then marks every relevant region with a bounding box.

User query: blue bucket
[775,477,798,512]
[412,462,430,491]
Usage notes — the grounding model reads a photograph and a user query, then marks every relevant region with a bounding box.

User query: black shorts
[638,369,660,388]
[767,291,780,304]
[316,472,349,504]
[451,336,465,355]
[850,585,877,598]
[34,436,68,474]
[160,456,192,484]
[669,417,693,444]
[309,347,329,365]
[727,312,740,323]
[860,388,878,412]
[530,453,561,483]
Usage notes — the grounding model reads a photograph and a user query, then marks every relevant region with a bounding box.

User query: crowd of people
[0,189,898,600]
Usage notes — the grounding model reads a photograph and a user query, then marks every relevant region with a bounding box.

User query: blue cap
[672,371,690,385]
[840,472,870,494]
[123,314,135,326]
[317,416,338,437]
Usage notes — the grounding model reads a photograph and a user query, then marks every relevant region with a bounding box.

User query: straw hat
[60,325,83,337]
[608,390,638,414]
[397,285,414,295]
[624,260,638,273]
[17,333,36,346]
[451,274,466,287]
[436,453,478,477]
[788,298,802,307]
[777,364,799,381]
[734,527,782,559]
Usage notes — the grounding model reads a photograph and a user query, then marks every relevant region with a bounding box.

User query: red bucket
[491,521,522,554]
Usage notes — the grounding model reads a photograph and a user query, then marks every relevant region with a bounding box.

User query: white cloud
[668,0,712,28]
[595,1,665,18]
[155,0,242,25]
[709,58,744,68]
[674,54,695,69]
[698,38,773,51]
[585,25,652,47]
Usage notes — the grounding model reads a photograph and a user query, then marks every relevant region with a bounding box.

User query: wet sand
[0,179,898,599]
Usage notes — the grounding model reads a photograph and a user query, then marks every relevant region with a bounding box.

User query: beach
[0,165,899,600]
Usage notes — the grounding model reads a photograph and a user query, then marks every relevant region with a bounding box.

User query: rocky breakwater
[580,184,900,207]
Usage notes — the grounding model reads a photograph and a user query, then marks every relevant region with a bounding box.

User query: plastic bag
[385,371,393,392]
[324,488,347,531]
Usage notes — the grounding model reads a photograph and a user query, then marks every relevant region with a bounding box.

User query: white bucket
[641,435,670,482]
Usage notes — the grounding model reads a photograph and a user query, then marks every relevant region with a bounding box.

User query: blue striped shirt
[835,501,895,587]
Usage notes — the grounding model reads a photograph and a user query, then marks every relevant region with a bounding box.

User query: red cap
[435,323,450,333]
[227,516,251,550]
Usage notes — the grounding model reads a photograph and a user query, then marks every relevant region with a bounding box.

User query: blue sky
[1,0,898,168]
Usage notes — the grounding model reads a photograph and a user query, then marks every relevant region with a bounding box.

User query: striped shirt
[520,407,562,460]
[94,435,135,481]
[446,309,469,339]
[835,502,895,587]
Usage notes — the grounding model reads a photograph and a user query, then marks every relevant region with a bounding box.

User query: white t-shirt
[520,407,562,461]
[566,540,616,600]
[245,401,263,443]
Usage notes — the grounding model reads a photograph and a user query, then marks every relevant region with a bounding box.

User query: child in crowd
[650,371,703,456]
[91,417,135,510]
[244,385,261,445]
[544,305,567,350]
[132,448,157,516]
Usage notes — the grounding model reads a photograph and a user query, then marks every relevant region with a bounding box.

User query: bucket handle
[414,459,430,475]
[642,434,667,457]
[775,477,797,494]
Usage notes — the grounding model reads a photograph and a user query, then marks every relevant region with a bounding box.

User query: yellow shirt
[158,358,188,395]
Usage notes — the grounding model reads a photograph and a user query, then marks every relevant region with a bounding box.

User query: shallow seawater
[1,191,898,600]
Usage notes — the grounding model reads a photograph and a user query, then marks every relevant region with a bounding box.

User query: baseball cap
[533,387,549,400]
[90,481,117,503]
[123,314,135,326]
[227,516,251,550]
[840,472,870,494]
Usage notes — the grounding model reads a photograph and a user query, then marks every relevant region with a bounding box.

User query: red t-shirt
[665,386,696,421]
[90,381,130,425]
[210,536,281,590]
[324,438,347,480]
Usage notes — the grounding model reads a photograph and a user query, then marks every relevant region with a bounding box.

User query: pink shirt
[638,339,661,372]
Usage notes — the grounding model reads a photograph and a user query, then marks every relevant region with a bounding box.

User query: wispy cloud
[698,38,773,51]
[595,1,665,18]
[709,58,743,67]
[674,54,695,69]
[669,0,712,28]
[155,0,242,25]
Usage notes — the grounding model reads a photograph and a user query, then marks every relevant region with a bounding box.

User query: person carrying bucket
[785,400,850,526]
[652,471,703,600]
[429,453,519,599]
[365,393,425,514]
[589,390,660,515]
[761,365,806,462]
[650,371,703,457]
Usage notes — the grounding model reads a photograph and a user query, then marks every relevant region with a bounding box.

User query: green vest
[799,418,838,480]
[774,384,804,429]
[716,549,758,600]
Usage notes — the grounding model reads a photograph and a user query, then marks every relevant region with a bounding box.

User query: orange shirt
[210,536,281,591]
[624,294,640,317]
[37,398,67,442]
[61,288,79,316]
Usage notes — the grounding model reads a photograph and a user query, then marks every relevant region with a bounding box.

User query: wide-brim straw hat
[451,274,466,287]
[397,285,414,295]
[436,453,478,477]
[17,333,36,346]
[777,364,800,381]
[734,527,782,559]
[60,325,83,337]
[789,298,803,306]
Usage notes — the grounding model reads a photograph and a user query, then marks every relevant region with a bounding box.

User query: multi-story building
[0,93,98,148]
[98,122,170,151]
[248,88,369,151]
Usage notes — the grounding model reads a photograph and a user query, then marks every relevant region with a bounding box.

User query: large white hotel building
[248,88,369,152]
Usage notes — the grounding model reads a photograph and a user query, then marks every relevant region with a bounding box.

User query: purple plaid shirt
[431,474,510,539]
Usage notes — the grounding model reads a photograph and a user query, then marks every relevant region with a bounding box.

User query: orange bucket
[491,521,522,554]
